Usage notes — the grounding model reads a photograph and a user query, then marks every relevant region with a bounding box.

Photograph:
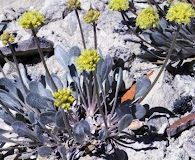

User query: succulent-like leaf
[54,45,69,70]
[40,112,56,125]
[55,111,65,128]
[38,146,53,157]
[118,114,133,133]
[26,92,49,109]
[135,76,151,99]
[131,103,147,119]
[73,122,85,144]
[116,100,132,119]
[100,55,113,82]
[80,119,91,135]
[12,121,32,137]
[150,32,170,47]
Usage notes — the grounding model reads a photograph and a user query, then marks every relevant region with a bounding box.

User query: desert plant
[0,1,151,159]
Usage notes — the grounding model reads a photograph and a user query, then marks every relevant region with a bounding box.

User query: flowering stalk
[31,27,57,91]
[75,9,86,49]
[121,11,162,51]
[60,108,73,137]
[138,26,180,103]
[93,22,97,49]
[93,71,108,136]
[8,43,28,93]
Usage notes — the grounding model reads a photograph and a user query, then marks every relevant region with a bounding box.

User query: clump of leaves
[0,45,151,159]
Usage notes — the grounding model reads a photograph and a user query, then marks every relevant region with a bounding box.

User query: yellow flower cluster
[83,9,100,24]
[136,6,159,29]
[66,0,81,10]
[76,49,100,71]
[52,88,75,110]
[166,2,195,25]
[109,0,129,11]
[19,11,44,29]
[0,31,15,46]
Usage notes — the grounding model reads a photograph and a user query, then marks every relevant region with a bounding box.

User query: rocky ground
[0,0,195,160]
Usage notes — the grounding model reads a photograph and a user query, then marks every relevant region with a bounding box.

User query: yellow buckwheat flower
[0,31,15,46]
[19,11,44,29]
[109,0,129,11]
[136,6,159,29]
[83,9,100,24]
[166,2,195,25]
[53,88,75,110]
[66,0,81,10]
[76,49,100,71]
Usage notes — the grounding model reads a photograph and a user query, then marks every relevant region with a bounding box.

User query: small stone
[183,140,195,159]
[166,114,195,137]
[0,37,54,64]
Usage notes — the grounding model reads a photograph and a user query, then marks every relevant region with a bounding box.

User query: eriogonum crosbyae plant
[0,0,181,159]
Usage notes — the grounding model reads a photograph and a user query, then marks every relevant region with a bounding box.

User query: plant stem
[93,71,108,136]
[0,51,17,72]
[121,11,163,51]
[75,9,86,49]
[93,22,97,49]
[0,65,6,78]
[60,108,73,137]
[31,27,58,91]
[138,27,180,103]
[8,43,28,93]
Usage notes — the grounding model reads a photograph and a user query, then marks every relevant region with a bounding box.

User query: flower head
[83,9,100,24]
[136,6,159,29]
[53,88,75,110]
[76,49,100,71]
[19,11,44,29]
[109,0,129,11]
[166,2,195,25]
[0,31,15,46]
[66,0,81,10]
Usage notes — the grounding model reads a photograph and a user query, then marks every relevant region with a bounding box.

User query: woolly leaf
[55,111,65,128]
[100,55,113,82]
[116,100,132,119]
[131,103,147,119]
[29,81,52,98]
[26,92,49,109]
[68,46,81,65]
[0,78,17,96]
[58,146,66,160]
[73,122,85,144]
[0,90,22,111]
[12,121,31,137]
[54,45,69,70]
[38,146,53,157]
[40,112,56,125]
[118,114,133,133]
[80,120,91,135]
[19,151,36,159]
[135,76,151,99]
